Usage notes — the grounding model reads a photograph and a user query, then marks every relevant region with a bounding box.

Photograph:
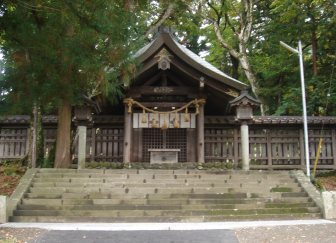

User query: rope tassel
[161,114,168,130]
[128,102,132,114]
[152,113,157,128]
[174,111,179,128]
[142,109,147,123]
[184,107,189,122]
[195,104,200,116]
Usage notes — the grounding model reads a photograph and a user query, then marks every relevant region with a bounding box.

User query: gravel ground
[234,223,336,243]
[0,228,48,243]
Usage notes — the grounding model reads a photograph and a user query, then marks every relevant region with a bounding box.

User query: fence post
[241,121,249,170]
[266,129,272,168]
[332,129,336,169]
[300,128,306,170]
[0,195,8,223]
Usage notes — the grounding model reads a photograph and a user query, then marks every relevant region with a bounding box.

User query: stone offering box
[148,149,181,164]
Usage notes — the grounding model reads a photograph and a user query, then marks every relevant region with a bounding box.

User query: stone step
[9,212,322,223]
[21,196,312,206]
[31,179,297,187]
[13,207,320,217]
[28,186,301,195]
[31,181,300,189]
[34,172,294,181]
[17,202,317,211]
[37,169,291,175]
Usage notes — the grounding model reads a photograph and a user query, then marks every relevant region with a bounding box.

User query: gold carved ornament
[123,98,206,130]
[225,89,239,98]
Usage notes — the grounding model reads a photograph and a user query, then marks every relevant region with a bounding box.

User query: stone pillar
[123,105,132,163]
[241,121,249,170]
[77,126,87,169]
[0,195,8,223]
[197,103,204,163]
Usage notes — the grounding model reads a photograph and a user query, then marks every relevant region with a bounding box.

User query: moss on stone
[226,162,233,169]
[207,163,213,168]
[151,164,160,169]
[104,162,110,169]
[90,161,99,168]
[85,162,90,168]
[99,161,104,168]
[70,164,78,169]
[197,166,203,170]
[214,162,221,168]
[142,163,150,169]
[111,162,117,169]
[221,162,226,169]
[272,187,292,192]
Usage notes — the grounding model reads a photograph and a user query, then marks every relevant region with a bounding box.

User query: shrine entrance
[142,128,187,162]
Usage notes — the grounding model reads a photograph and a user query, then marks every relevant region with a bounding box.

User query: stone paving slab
[1,219,335,230]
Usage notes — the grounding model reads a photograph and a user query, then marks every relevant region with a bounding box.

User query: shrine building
[73,26,258,168]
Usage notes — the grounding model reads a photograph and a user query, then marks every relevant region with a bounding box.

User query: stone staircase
[9,169,322,222]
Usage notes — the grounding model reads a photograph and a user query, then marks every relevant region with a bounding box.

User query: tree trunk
[312,30,317,76]
[54,101,72,168]
[239,54,268,115]
[230,54,239,80]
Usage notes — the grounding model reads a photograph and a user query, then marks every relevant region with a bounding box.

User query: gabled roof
[133,26,249,91]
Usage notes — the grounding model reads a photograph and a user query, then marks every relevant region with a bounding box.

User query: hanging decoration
[123,98,206,130]
[174,111,179,128]
[152,113,157,128]
[161,114,168,130]
[184,107,189,122]
[142,109,147,123]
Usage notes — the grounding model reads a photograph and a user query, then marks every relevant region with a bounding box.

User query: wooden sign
[133,113,196,129]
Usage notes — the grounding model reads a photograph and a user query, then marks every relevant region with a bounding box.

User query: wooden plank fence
[0,128,29,159]
[1,116,336,170]
[204,127,336,170]
[0,126,123,163]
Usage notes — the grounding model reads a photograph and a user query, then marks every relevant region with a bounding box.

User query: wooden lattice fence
[204,127,336,169]
[0,128,29,159]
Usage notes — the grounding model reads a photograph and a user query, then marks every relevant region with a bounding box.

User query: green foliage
[251,0,336,115]
[316,170,336,177]
[0,0,148,115]
[4,168,21,176]
[43,139,56,168]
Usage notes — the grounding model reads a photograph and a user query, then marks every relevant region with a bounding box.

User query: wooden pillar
[77,125,87,169]
[197,103,204,162]
[123,105,132,163]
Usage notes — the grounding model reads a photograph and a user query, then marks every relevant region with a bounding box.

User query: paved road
[33,230,239,243]
[2,220,335,243]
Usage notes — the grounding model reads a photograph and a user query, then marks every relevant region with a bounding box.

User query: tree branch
[182,0,216,23]
[142,3,175,39]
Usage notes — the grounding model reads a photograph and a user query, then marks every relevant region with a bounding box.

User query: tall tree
[0,0,147,168]
[252,0,336,116]
[181,0,268,115]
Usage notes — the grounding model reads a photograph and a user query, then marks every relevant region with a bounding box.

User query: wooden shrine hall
[73,26,258,168]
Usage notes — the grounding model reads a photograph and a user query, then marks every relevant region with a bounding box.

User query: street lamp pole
[280,40,310,178]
